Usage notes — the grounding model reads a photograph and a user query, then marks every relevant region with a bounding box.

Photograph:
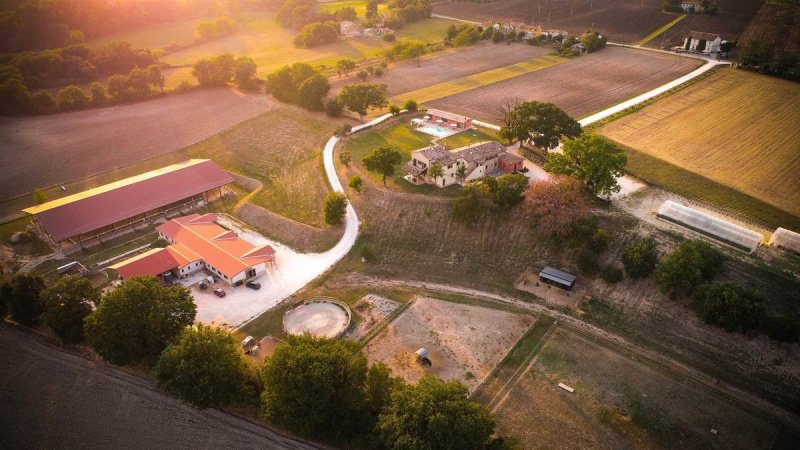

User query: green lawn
[160,12,454,87]
[87,17,210,49]
[344,118,499,194]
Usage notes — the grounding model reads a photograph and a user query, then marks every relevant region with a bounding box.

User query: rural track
[336,276,800,432]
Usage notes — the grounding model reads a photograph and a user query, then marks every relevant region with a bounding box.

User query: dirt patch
[363,296,534,392]
[330,43,549,98]
[434,0,674,44]
[426,46,702,121]
[516,327,780,449]
[516,269,584,310]
[347,294,400,340]
[0,88,275,200]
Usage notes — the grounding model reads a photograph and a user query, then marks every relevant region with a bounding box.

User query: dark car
[213,288,226,297]
[245,280,261,290]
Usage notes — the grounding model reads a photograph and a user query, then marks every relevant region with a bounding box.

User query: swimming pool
[416,125,455,138]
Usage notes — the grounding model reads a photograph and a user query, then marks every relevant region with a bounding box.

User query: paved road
[0,325,321,450]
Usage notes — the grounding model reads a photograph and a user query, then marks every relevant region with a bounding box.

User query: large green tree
[377,376,495,450]
[192,54,235,86]
[493,172,528,212]
[337,83,388,121]
[298,73,330,111]
[154,324,253,408]
[363,145,403,186]
[260,335,369,441]
[545,134,627,197]
[233,56,258,90]
[85,276,196,365]
[42,277,100,344]
[4,272,45,325]
[655,240,725,297]
[499,101,582,150]
[693,281,764,332]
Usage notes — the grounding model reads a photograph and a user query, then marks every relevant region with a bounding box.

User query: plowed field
[426,46,702,121]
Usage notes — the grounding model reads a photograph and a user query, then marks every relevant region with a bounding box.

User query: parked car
[245,280,261,290]
[213,288,226,297]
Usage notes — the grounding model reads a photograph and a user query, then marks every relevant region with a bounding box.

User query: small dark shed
[538,267,576,291]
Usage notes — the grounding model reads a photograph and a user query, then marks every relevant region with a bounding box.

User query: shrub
[622,237,659,278]
[4,272,45,325]
[323,192,348,225]
[655,240,724,296]
[326,98,343,117]
[42,277,99,344]
[57,85,89,111]
[600,265,624,284]
[374,66,384,77]
[360,242,377,261]
[388,104,400,115]
[30,91,57,114]
[348,175,363,192]
[402,98,418,112]
[693,282,764,332]
[339,151,351,166]
[577,248,600,276]
[383,33,396,42]
[759,316,800,343]
[588,228,609,253]
[357,69,368,81]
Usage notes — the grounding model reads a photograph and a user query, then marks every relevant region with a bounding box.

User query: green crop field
[598,68,800,226]
[318,0,390,16]
[391,54,568,105]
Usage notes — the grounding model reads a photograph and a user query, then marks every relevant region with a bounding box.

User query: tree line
[0,274,503,449]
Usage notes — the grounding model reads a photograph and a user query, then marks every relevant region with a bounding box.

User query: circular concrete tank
[283,298,351,338]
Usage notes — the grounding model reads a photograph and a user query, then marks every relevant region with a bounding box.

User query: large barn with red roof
[22,159,234,247]
[110,213,275,286]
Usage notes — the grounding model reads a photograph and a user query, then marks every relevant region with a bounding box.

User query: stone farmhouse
[684,31,723,53]
[340,20,363,38]
[680,0,702,12]
[404,141,524,188]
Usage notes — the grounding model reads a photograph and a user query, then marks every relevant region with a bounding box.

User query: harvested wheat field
[363,296,535,392]
[0,88,274,200]
[599,68,800,218]
[426,46,702,121]
[433,0,673,44]
[330,43,551,98]
[495,327,781,449]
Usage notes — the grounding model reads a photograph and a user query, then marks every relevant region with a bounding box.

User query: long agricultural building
[23,159,234,247]
[657,200,763,254]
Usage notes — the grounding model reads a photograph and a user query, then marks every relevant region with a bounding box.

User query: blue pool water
[417,125,452,138]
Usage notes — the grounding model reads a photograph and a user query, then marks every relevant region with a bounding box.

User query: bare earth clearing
[434,0,672,43]
[495,326,780,449]
[363,296,534,392]
[347,294,400,340]
[0,88,274,200]
[426,46,702,121]
[330,43,549,97]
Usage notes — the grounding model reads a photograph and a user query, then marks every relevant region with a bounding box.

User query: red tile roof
[109,247,184,280]
[157,214,275,279]
[23,160,234,242]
